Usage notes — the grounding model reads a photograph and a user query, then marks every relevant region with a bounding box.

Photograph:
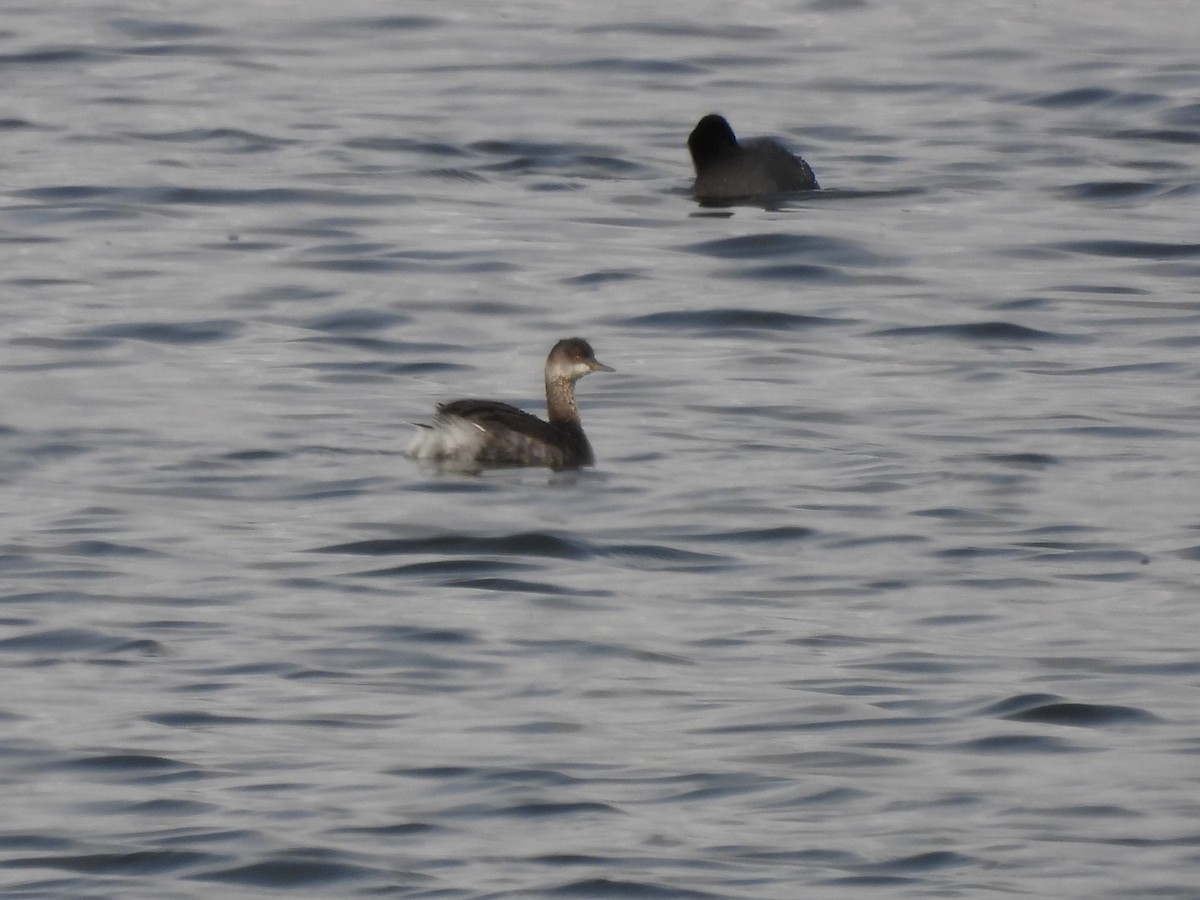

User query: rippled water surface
[3,1,1200,897]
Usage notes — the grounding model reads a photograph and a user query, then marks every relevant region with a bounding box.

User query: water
[2,1,1200,897]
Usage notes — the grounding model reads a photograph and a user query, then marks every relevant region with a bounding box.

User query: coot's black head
[688,114,739,170]
[547,338,614,381]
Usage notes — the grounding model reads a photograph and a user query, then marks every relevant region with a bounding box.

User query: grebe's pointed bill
[589,358,615,374]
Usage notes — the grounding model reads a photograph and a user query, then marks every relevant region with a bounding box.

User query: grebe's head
[547,337,614,382]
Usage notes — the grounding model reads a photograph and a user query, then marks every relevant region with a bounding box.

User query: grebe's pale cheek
[566,361,592,380]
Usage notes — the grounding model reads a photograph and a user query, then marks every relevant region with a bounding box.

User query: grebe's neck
[545,375,580,427]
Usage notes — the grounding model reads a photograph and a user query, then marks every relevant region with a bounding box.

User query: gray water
[3,1,1200,897]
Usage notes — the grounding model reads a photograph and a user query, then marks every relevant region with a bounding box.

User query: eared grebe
[688,114,819,200]
[406,338,614,470]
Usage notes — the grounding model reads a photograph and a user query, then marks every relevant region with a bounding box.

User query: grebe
[687,114,819,200]
[406,338,613,470]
